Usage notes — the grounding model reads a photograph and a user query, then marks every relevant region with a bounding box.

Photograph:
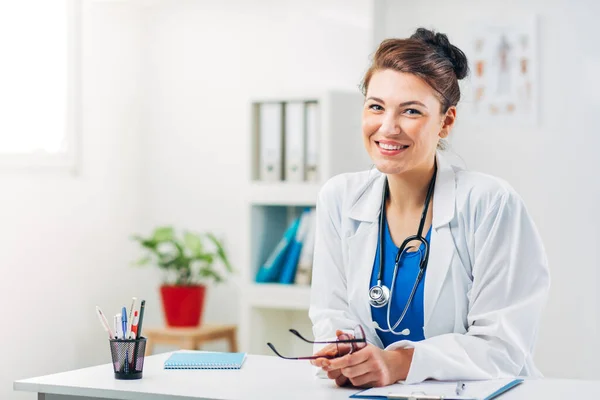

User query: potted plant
[131,226,233,327]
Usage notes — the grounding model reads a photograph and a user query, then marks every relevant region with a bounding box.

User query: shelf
[248,182,321,206]
[243,283,311,310]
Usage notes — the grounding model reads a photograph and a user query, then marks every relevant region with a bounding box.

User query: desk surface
[14,352,600,400]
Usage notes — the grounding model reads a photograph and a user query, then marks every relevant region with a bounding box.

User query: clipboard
[349,378,523,400]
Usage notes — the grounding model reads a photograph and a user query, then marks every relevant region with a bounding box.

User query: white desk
[14,352,600,400]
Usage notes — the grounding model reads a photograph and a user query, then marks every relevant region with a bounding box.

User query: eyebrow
[365,97,427,108]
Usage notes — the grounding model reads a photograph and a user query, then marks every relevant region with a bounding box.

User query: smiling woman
[308,27,550,389]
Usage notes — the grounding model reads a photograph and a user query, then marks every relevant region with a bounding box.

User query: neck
[386,159,436,214]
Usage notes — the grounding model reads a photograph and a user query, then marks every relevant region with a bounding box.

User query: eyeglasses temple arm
[267,343,300,360]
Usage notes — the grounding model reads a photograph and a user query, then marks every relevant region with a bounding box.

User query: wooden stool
[144,324,238,356]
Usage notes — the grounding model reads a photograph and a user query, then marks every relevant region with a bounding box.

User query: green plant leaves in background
[152,226,175,242]
[131,226,233,285]
[184,232,204,256]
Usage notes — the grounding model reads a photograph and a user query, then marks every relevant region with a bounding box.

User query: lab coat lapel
[346,172,386,347]
[346,221,383,348]
[423,153,456,328]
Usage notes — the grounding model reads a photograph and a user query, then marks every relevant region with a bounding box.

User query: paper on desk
[351,378,522,399]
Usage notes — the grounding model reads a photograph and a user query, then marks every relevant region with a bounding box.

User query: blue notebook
[164,351,247,370]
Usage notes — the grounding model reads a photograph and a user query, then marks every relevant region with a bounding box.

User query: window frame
[0,0,81,172]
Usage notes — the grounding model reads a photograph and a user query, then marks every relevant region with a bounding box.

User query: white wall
[376,0,600,380]
[1,2,162,399]
[139,0,373,331]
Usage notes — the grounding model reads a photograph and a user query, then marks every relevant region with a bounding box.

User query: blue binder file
[255,217,301,283]
[164,351,246,370]
[279,209,311,284]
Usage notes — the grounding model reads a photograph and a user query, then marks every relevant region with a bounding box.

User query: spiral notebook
[164,351,247,370]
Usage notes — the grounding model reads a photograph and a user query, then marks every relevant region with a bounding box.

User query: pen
[131,311,139,339]
[121,307,127,340]
[131,300,146,372]
[126,297,137,339]
[115,314,123,339]
[95,306,115,339]
[136,300,146,339]
[455,381,466,396]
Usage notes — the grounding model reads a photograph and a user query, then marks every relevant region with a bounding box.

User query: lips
[375,140,410,153]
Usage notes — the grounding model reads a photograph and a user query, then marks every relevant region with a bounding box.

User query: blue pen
[121,307,127,340]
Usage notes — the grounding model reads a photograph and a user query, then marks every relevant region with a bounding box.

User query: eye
[368,104,384,111]
[404,108,422,115]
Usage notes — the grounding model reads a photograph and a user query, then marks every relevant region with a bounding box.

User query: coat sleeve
[388,189,550,383]
[309,180,360,353]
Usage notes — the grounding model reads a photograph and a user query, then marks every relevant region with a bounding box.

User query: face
[362,69,456,175]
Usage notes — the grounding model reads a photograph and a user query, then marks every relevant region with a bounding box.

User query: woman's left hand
[321,344,414,388]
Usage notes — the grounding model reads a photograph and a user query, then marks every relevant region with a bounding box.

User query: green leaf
[133,255,152,266]
[152,226,174,242]
[199,266,223,283]
[206,233,234,273]
[184,232,204,256]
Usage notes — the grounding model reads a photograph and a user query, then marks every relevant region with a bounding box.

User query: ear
[439,106,457,139]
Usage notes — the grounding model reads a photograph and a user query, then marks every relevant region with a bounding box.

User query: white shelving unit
[239,90,370,357]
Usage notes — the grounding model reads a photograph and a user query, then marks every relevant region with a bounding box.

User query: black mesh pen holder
[109,337,147,380]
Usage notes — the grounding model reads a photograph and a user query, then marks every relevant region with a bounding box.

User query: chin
[373,160,410,175]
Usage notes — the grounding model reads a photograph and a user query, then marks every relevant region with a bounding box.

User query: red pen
[131,311,139,338]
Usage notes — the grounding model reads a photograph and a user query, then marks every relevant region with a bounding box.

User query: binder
[164,351,246,370]
[279,208,311,284]
[259,102,283,182]
[304,102,320,182]
[294,208,316,285]
[284,102,306,182]
[255,217,301,283]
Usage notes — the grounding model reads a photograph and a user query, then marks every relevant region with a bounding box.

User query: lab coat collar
[347,151,456,228]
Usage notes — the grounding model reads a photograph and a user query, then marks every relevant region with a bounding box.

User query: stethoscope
[369,163,437,336]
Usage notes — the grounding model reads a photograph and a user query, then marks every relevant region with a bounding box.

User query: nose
[378,111,400,136]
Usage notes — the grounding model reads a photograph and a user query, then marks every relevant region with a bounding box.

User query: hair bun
[410,28,469,80]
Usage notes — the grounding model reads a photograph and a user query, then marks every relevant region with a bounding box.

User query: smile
[375,141,409,154]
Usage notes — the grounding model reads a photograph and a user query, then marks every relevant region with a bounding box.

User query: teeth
[379,142,407,150]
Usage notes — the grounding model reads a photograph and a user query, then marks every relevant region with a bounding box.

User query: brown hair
[361,28,469,113]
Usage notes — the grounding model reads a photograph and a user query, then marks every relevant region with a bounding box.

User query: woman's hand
[310,330,353,387]
[321,344,414,388]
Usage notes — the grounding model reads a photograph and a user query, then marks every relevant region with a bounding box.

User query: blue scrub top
[370,219,431,347]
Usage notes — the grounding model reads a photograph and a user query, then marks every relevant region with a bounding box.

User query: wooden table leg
[227,330,238,353]
[145,337,154,356]
[180,338,196,350]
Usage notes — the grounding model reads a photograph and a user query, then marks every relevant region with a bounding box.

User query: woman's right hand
[310,330,353,387]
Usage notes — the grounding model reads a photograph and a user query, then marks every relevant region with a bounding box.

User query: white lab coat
[309,152,550,384]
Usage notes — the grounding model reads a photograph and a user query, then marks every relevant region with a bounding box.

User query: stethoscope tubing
[372,163,437,335]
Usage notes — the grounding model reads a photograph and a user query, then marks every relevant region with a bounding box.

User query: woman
[308,28,550,388]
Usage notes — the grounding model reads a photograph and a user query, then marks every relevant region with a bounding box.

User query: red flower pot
[160,284,206,327]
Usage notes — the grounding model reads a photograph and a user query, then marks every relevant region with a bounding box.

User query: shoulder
[317,169,381,211]
[453,166,526,217]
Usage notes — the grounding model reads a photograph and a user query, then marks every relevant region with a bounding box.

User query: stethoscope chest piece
[368,283,390,308]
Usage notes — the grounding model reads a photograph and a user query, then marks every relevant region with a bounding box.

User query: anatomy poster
[470,17,538,125]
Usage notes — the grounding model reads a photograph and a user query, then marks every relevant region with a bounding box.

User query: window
[0,0,80,169]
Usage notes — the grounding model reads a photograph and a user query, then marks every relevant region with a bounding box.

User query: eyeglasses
[267,325,366,360]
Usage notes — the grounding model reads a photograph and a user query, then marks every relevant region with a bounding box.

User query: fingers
[310,343,338,366]
[328,345,370,370]
[350,373,379,388]
[325,366,350,387]
[341,359,372,379]
[312,357,332,368]
[326,368,342,380]
[335,374,350,387]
